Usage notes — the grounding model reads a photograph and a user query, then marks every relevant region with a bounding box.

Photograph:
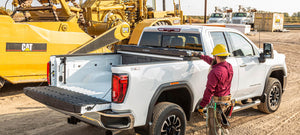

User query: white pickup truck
[25,25,287,135]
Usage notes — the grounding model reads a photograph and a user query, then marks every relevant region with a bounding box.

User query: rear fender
[146,82,194,126]
[261,66,286,102]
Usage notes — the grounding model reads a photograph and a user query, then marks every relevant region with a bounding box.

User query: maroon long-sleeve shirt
[199,55,233,107]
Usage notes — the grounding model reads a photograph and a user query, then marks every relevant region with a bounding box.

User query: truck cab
[232,12,255,25]
[208,13,227,23]
[208,13,232,24]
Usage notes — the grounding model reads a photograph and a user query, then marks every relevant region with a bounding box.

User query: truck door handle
[240,64,247,67]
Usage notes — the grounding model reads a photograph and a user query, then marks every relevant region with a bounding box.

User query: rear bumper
[24,86,134,130]
[52,107,135,130]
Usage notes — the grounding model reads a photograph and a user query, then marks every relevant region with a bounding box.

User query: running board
[232,100,261,113]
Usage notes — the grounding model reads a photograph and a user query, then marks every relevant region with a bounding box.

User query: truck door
[209,32,239,98]
[226,32,266,100]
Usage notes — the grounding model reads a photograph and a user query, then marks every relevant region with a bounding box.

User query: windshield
[139,32,203,51]
[233,13,247,17]
[210,13,223,18]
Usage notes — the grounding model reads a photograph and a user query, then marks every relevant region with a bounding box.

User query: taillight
[47,61,51,85]
[112,74,128,103]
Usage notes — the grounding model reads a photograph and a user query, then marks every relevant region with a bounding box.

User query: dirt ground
[0,30,299,135]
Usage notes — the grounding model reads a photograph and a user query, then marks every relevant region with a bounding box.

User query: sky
[158,0,299,16]
[1,0,299,16]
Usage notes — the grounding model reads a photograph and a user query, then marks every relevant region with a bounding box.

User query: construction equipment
[232,5,257,28]
[0,8,9,15]
[208,7,232,24]
[0,0,184,89]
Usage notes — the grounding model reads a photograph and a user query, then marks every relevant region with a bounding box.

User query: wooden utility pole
[204,0,207,23]
[163,0,166,11]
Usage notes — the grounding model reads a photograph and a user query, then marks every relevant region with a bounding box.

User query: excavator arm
[68,22,130,54]
[0,9,9,15]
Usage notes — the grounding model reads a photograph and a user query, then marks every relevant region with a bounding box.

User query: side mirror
[259,43,274,63]
[263,43,274,59]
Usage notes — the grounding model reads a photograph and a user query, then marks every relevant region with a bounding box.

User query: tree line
[283,12,300,23]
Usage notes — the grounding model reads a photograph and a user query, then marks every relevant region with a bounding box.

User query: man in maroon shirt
[198,44,233,109]
[193,44,233,134]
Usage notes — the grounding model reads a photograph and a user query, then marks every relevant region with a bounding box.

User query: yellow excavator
[0,0,184,88]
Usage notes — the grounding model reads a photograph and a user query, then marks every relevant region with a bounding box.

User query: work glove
[198,106,204,116]
[191,52,202,57]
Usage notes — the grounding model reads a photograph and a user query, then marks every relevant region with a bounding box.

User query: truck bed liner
[24,86,109,113]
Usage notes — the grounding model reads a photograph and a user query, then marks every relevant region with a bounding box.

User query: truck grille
[209,20,217,23]
[232,20,241,24]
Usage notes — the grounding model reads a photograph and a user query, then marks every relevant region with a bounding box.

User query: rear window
[139,32,203,51]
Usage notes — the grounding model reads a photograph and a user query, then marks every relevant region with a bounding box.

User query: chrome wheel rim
[161,115,181,135]
[269,84,280,110]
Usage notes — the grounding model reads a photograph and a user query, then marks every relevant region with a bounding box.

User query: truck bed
[24,86,110,113]
[33,45,200,114]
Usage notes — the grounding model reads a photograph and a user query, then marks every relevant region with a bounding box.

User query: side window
[228,32,254,57]
[210,32,230,55]
[210,32,228,47]
[139,32,162,47]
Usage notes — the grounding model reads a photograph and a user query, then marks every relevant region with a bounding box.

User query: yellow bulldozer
[0,0,184,88]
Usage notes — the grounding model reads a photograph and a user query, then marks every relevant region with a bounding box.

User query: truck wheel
[258,77,282,113]
[0,77,5,89]
[150,102,186,135]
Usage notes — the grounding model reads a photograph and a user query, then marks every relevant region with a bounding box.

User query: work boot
[224,129,229,135]
[217,128,229,135]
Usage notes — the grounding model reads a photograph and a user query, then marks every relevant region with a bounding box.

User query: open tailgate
[24,86,110,114]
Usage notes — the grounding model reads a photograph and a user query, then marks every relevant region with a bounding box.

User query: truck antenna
[259,31,261,48]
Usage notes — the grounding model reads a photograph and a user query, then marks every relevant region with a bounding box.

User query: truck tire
[150,102,186,135]
[258,77,282,113]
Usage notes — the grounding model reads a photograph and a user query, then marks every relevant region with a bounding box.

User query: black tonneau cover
[24,86,109,113]
[116,45,196,58]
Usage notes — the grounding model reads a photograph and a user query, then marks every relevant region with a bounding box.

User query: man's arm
[200,55,213,65]
[199,71,219,107]
[191,52,213,65]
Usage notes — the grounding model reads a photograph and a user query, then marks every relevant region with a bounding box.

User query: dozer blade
[68,22,130,54]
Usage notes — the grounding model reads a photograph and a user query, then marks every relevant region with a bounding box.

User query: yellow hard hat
[211,44,231,56]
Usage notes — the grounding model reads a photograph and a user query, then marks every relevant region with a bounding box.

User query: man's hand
[198,106,204,115]
[191,52,202,57]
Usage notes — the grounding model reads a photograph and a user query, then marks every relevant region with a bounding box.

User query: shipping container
[254,13,284,32]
